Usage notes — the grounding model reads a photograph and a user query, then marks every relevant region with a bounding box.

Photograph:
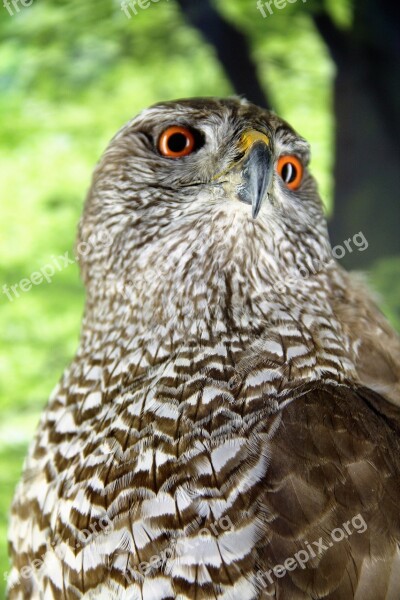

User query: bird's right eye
[158,126,196,158]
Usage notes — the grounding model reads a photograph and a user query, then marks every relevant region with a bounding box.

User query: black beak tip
[252,202,262,219]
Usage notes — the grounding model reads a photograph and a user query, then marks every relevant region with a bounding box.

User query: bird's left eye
[277,155,304,190]
[158,126,196,158]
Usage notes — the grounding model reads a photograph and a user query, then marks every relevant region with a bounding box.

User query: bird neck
[81,253,348,353]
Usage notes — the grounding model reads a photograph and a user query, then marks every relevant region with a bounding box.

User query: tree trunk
[314,0,400,268]
[175,0,270,109]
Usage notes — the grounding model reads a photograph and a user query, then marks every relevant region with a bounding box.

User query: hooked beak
[237,130,272,219]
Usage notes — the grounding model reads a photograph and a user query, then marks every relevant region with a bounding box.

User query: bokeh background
[0,0,399,594]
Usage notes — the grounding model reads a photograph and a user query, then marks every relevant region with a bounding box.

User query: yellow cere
[239,130,270,153]
[212,130,270,181]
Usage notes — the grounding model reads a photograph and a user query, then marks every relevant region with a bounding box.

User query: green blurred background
[0,0,399,594]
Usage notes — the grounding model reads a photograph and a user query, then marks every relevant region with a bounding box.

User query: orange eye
[277,155,304,190]
[158,126,196,158]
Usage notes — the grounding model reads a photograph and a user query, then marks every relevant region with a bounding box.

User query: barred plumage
[8,98,400,599]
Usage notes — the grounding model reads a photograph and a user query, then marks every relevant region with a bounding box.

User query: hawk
[8,98,400,599]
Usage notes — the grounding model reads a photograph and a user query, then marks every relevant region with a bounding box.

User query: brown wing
[256,383,400,599]
[332,272,400,407]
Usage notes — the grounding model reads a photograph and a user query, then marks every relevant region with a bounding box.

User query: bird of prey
[8,98,400,600]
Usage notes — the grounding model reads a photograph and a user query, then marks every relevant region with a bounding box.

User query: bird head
[78,98,333,328]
